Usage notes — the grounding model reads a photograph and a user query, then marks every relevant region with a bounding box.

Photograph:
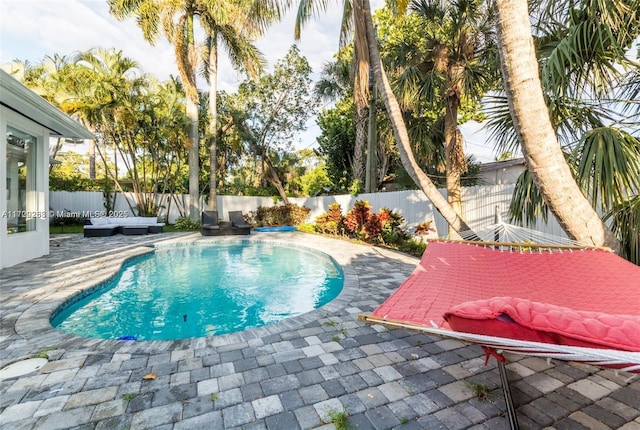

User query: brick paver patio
[1,232,639,429]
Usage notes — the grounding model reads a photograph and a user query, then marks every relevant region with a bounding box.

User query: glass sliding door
[6,126,37,234]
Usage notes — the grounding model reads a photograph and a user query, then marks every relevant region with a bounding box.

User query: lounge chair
[359,240,640,429]
[200,211,221,236]
[228,211,251,235]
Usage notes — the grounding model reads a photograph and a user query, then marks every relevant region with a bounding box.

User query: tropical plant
[316,200,406,243]
[343,200,373,237]
[70,48,191,216]
[314,202,346,235]
[286,0,475,236]
[605,195,640,264]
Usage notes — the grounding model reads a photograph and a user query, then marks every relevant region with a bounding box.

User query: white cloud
[1,0,179,80]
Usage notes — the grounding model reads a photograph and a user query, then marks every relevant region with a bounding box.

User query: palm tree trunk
[353,105,368,186]
[494,0,620,250]
[444,86,466,235]
[208,32,218,211]
[183,14,200,222]
[187,96,200,221]
[360,0,473,235]
[89,139,96,179]
[353,0,370,189]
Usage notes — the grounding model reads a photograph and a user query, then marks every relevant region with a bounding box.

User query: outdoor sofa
[83,216,165,237]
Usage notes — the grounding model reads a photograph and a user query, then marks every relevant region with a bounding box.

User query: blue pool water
[51,242,344,341]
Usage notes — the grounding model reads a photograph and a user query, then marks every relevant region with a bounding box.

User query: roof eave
[1,69,95,140]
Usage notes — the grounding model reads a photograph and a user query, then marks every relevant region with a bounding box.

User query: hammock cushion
[444,297,640,352]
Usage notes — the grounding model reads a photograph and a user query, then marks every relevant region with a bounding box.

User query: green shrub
[249,204,310,226]
[398,238,427,256]
[50,214,88,227]
[173,216,200,231]
[297,223,316,233]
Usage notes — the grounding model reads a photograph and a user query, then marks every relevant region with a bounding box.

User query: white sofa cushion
[90,217,107,226]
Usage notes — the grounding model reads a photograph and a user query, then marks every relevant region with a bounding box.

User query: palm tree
[492,0,624,250]
[358,0,475,234]
[198,0,272,211]
[3,56,85,170]
[491,0,640,252]
[295,0,370,190]
[387,0,498,233]
[71,48,153,212]
[109,0,201,221]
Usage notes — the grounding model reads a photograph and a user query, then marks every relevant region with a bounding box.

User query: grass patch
[325,407,349,430]
[324,320,348,340]
[49,224,196,235]
[465,381,499,402]
[49,225,83,234]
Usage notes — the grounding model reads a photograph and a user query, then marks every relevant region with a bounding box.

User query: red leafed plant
[315,200,409,245]
[315,202,345,235]
[344,200,372,237]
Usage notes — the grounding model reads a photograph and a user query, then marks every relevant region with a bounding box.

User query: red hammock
[360,241,640,371]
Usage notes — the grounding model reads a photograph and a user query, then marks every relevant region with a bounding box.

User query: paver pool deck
[0,232,639,430]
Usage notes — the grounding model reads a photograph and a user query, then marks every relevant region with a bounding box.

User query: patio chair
[228,211,251,235]
[200,211,221,236]
[359,239,640,430]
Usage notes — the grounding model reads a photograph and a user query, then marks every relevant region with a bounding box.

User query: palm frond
[294,0,331,39]
[616,66,640,115]
[482,94,520,155]
[218,24,266,79]
[604,195,640,265]
[575,127,640,210]
[339,0,354,47]
[509,168,550,226]
[541,13,629,98]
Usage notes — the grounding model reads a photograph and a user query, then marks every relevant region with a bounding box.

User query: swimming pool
[51,242,344,341]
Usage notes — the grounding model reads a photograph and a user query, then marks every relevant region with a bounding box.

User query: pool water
[51,242,344,341]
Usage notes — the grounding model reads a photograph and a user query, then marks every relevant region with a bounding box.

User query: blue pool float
[253,226,297,232]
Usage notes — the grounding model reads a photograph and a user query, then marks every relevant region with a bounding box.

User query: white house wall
[1,106,50,269]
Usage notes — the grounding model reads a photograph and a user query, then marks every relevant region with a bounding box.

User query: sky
[0,0,497,162]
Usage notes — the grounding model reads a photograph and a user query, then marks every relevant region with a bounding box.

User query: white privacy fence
[49,185,568,239]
